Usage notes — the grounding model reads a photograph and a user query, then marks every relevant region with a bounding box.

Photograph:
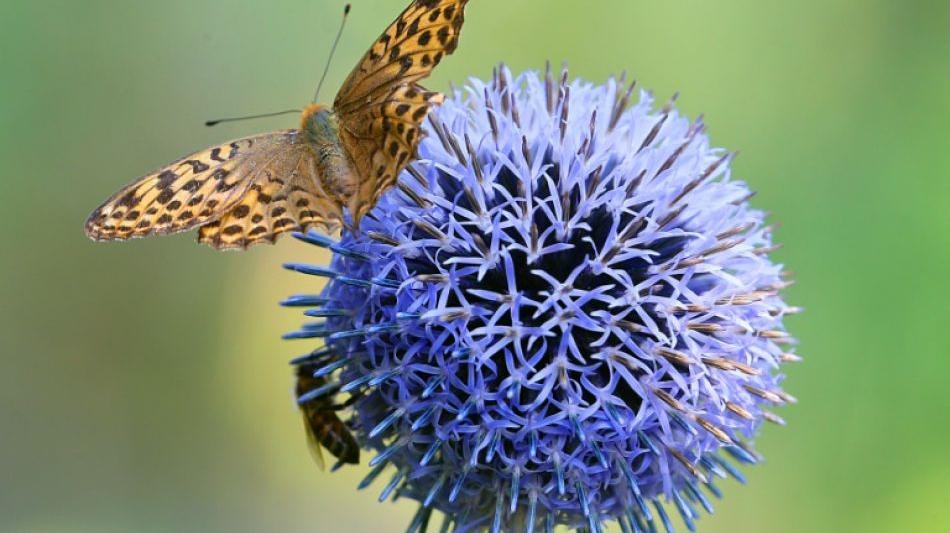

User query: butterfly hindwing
[197,145,341,250]
[339,85,444,221]
[334,0,468,222]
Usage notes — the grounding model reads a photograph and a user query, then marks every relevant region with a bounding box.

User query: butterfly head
[301,103,340,143]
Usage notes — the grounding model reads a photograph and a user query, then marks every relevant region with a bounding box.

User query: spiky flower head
[283,65,799,532]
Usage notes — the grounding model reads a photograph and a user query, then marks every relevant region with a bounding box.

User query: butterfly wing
[85,131,293,242]
[196,142,341,250]
[334,0,468,223]
[86,130,341,250]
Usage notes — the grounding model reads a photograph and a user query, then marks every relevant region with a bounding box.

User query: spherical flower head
[284,65,799,532]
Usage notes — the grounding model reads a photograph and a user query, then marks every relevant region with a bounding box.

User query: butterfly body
[86,0,469,250]
[300,104,357,205]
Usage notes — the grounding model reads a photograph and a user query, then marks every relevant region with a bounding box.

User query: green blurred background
[1,0,948,531]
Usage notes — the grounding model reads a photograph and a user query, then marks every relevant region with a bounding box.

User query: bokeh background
[2,0,948,531]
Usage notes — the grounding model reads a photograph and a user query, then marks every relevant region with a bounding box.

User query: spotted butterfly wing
[85,131,340,250]
[334,0,468,223]
[196,134,342,250]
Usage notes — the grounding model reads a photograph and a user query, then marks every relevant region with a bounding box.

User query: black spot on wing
[211,168,231,180]
[436,26,450,46]
[232,205,250,219]
[157,170,178,189]
[156,189,175,204]
[182,159,210,173]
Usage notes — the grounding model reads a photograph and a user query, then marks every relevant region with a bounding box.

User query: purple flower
[284,65,800,532]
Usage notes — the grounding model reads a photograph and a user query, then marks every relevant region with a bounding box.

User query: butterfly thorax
[300,104,356,201]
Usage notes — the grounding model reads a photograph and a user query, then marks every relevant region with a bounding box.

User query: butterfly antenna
[313,3,351,103]
[204,109,301,127]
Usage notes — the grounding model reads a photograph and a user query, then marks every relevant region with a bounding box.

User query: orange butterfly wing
[85,132,291,242]
[197,139,341,250]
[334,0,469,223]
[86,131,340,250]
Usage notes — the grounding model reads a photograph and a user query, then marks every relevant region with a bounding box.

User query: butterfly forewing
[334,0,468,222]
[334,0,467,111]
[86,130,340,250]
[86,132,288,242]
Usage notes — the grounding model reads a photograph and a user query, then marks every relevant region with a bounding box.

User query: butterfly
[85,0,468,250]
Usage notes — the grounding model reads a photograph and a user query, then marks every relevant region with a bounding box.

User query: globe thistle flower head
[284,65,799,532]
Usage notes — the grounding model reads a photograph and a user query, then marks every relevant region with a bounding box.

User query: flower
[283,65,799,532]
